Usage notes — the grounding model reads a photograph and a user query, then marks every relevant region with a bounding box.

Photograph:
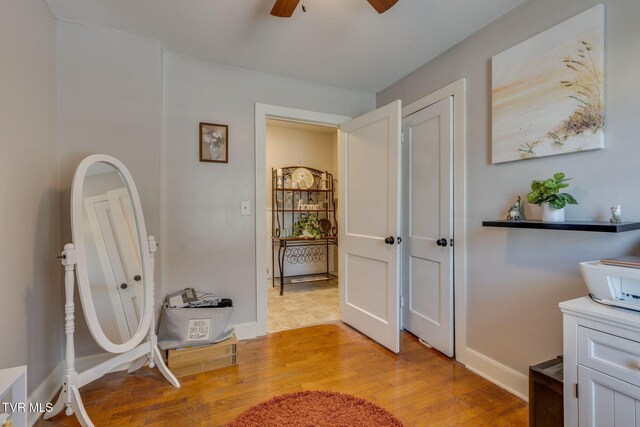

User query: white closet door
[402,96,454,357]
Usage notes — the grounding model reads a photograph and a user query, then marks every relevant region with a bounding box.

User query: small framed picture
[199,122,228,163]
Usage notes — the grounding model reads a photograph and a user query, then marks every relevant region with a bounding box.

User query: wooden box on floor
[167,334,238,377]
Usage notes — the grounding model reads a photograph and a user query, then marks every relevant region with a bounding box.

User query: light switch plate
[241,200,251,216]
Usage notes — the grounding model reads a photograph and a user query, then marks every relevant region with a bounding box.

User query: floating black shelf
[482,220,640,233]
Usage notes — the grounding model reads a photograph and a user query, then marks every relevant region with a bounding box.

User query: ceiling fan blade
[366,0,399,14]
[271,0,301,17]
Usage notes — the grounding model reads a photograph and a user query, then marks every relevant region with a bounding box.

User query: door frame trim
[254,103,351,336]
[401,78,467,362]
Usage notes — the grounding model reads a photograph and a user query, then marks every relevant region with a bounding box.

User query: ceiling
[44,0,526,93]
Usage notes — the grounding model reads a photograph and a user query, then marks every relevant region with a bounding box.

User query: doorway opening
[266,119,340,332]
[255,104,351,337]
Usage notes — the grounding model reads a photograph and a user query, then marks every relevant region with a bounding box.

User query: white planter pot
[542,205,565,222]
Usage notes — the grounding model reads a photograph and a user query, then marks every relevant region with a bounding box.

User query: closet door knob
[134,275,141,282]
[436,238,448,247]
[120,283,128,289]
[384,236,395,245]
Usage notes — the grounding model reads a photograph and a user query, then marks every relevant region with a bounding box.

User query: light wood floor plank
[38,322,527,426]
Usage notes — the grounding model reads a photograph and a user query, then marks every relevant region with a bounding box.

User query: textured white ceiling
[44,0,526,93]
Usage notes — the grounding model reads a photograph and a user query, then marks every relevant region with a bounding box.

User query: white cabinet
[0,366,27,427]
[578,365,640,426]
[561,297,640,426]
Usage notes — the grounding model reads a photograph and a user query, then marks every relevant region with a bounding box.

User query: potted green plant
[292,214,321,239]
[527,172,578,222]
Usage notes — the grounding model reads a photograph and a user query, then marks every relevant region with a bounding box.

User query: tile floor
[267,279,339,332]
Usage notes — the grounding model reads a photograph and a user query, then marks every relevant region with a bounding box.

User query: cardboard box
[167,334,238,377]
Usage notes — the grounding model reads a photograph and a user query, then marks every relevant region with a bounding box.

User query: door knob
[120,283,128,289]
[134,275,141,281]
[384,236,395,245]
[436,238,448,247]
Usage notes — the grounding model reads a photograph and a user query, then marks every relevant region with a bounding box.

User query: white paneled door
[402,97,454,357]
[339,100,401,353]
[85,189,143,340]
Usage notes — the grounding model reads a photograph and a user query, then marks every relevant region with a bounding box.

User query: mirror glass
[81,162,144,345]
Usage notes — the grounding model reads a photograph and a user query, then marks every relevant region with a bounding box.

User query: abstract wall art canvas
[492,4,604,164]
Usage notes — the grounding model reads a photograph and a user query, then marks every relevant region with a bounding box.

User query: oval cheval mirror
[71,156,152,353]
[45,155,178,427]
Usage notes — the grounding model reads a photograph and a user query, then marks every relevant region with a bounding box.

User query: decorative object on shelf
[291,167,314,189]
[542,204,565,222]
[319,218,332,235]
[284,192,293,210]
[297,199,321,211]
[506,196,526,221]
[527,172,577,222]
[320,172,328,190]
[292,214,321,239]
[491,5,604,163]
[199,122,228,163]
[610,205,622,223]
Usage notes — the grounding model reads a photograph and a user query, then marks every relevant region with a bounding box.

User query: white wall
[266,122,337,277]
[162,53,375,328]
[0,0,61,393]
[378,0,640,397]
[57,22,163,356]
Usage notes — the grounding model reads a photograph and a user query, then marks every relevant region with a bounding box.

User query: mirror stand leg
[46,244,94,426]
[146,236,179,388]
[69,385,93,427]
[152,344,180,388]
[127,356,148,373]
[147,236,159,370]
[44,386,65,419]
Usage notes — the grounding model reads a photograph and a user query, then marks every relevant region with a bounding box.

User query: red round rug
[228,391,404,427]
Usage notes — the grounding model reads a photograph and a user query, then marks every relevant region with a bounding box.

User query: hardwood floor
[38,323,527,426]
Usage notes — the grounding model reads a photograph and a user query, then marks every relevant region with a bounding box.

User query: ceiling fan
[271,0,399,17]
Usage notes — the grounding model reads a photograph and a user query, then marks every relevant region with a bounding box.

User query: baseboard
[233,321,257,340]
[28,362,63,426]
[462,348,529,401]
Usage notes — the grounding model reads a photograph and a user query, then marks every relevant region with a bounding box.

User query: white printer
[580,256,640,311]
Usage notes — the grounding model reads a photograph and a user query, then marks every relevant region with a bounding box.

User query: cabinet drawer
[578,326,640,387]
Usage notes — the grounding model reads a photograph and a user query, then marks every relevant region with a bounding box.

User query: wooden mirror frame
[71,154,153,354]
